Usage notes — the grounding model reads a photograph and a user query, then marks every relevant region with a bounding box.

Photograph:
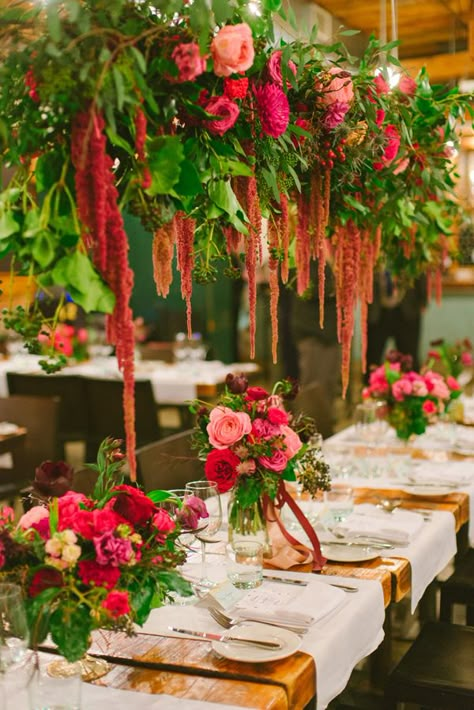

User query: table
[0,427,27,456]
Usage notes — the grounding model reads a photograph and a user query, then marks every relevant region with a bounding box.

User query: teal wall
[420,293,474,358]
[125,213,238,363]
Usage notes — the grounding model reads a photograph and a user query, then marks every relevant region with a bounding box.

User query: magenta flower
[253,83,289,138]
[94,531,133,567]
[323,101,349,129]
[204,96,240,136]
[267,50,297,88]
[171,42,207,83]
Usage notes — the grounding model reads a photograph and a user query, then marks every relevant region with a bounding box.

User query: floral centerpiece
[363,351,462,440]
[38,322,90,366]
[191,374,331,567]
[424,338,473,379]
[0,438,206,664]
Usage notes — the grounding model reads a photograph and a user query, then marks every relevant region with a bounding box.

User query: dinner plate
[321,543,382,563]
[400,485,457,497]
[211,621,301,663]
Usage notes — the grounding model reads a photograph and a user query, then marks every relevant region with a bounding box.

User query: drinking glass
[185,481,222,586]
[0,584,30,706]
[226,541,263,589]
[354,401,387,444]
[324,484,354,523]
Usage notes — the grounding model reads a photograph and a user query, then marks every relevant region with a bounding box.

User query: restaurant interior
[0,0,473,708]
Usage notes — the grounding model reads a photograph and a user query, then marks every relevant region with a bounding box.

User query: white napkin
[407,460,474,486]
[334,504,424,545]
[0,421,20,435]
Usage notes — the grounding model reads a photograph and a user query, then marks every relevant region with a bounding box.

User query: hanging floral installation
[0,0,472,476]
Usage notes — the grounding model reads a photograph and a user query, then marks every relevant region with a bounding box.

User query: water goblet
[0,584,30,706]
[226,541,263,590]
[323,484,354,524]
[184,480,222,587]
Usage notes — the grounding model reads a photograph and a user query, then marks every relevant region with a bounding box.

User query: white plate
[321,543,382,563]
[400,485,457,497]
[212,621,301,663]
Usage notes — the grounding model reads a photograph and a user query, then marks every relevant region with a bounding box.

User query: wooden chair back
[136,429,203,492]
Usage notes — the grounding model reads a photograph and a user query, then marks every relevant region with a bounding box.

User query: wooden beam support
[403,50,473,82]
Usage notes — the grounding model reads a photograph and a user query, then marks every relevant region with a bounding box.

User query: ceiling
[314,0,474,81]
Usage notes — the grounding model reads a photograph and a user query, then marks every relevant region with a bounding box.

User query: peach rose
[211,23,254,77]
[280,425,303,459]
[316,67,354,106]
[207,406,252,449]
[18,506,49,530]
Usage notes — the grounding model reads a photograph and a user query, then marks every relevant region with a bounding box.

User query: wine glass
[184,480,222,586]
[0,584,30,705]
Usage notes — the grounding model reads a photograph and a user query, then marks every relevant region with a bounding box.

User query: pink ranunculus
[258,449,288,472]
[316,67,354,106]
[374,73,390,95]
[152,509,176,534]
[412,380,428,397]
[267,50,297,88]
[447,376,460,391]
[461,352,473,366]
[280,425,303,459]
[58,491,89,531]
[211,23,254,77]
[374,124,400,170]
[204,96,240,136]
[422,400,437,415]
[392,378,413,401]
[246,386,269,401]
[251,417,280,439]
[398,75,417,96]
[323,101,349,129]
[94,531,133,567]
[207,406,252,449]
[18,506,49,531]
[171,42,207,83]
[267,407,288,426]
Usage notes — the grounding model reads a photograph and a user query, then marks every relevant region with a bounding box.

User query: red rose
[111,484,155,525]
[223,77,249,100]
[204,448,240,493]
[246,386,269,401]
[267,407,288,425]
[29,568,64,597]
[101,590,130,618]
[78,560,121,590]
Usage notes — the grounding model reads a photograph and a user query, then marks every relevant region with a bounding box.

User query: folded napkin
[407,461,474,486]
[0,421,19,435]
[264,519,314,571]
[334,504,424,545]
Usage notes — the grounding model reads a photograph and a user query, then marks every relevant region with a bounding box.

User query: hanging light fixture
[378,0,400,87]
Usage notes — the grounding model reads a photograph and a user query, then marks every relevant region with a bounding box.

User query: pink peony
[323,101,349,129]
[280,425,303,459]
[94,531,133,567]
[422,400,437,415]
[258,449,288,472]
[398,75,417,96]
[392,378,413,401]
[374,124,400,170]
[253,82,289,138]
[316,67,354,106]
[251,417,280,439]
[171,42,207,83]
[267,50,297,88]
[204,96,240,136]
[207,406,252,449]
[211,23,254,77]
[267,407,288,426]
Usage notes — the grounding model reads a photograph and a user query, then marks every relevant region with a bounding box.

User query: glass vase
[227,489,271,557]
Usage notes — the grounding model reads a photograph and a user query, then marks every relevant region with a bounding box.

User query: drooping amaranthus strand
[134,105,151,189]
[334,220,361,397]
[279,193,290,284]
[358,228,380,373]
[152,217,176,297]
[176,213,196,338]
[309,168,327,327]
[267,210,280,364]
[245,175,261,360]
[71,110,108,271]
[295,192,310,296]
[223,225,241,255]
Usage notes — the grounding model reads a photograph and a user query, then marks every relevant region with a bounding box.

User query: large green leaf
[128,578,155,625]
[173,159,204,197]
[32,231,57,268]
[208,180,248,234]
[50,603,92,662]
[0,211,19,239]
[147,136,185,196]
[51,252,115,313]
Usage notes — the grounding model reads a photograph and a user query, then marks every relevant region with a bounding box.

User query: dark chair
[384,622,474,709]
[290,381,334,439]
[0,395,60,495]
[7,373,88,457]
[85,378,161,462]
[136,429,203,492]
[439,548,474,625]
[71,467,100,497]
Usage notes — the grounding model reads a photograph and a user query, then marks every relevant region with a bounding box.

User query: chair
[71,466,99,496]
[7,373,88,457]
[0,395,60,494]
[136,429,203,492]
[290,381,334,439]
[439,548,474,625]
[384,622,474,709]
[85,378,161,462]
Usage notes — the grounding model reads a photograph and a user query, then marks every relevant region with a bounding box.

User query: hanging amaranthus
[279,193,290,284]
[244,175,261,360]
[176,213,196,338]
[358,227,380,373]
[152,217,176,297]
[134,105,152,190]
[268,209,280,364]
[295,192,310,296]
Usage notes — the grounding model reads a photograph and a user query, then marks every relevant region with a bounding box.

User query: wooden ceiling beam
[403,50,473,81]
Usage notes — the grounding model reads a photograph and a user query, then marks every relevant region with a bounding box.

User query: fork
[208,606,309,635]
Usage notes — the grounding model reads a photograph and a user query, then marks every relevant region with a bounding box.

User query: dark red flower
[225,373,248,394]
[34,460,74,498]
[29,568,64,597]
[223,77,249,99]
[110,484,155,525]
[246,386,269,401]
[204,448,239,493]
[78,560,121,590]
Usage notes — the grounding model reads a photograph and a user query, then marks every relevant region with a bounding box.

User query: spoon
[376,498,402,513]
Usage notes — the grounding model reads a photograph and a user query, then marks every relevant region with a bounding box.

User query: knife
[169,627,282,649]
[321,540,394,549]
[263,574,308,586]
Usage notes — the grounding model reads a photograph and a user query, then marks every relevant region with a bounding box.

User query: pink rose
[461,352,473,366]
[171,42,207,83]
[18,506,49,531]
[246,387,269,401]
[374,74,390,95]
[323,101,349,129]
[58,492,89,531]
[398,75,417,96]
[267,407,288,426]
[447,376,460,391]
[207,406,252,449]
[316,67,354,106]
[392,378,413,401]
[204,96,240,136]
[211,23,254,77]
[280,425,303,459]
[267,50,297,88]
[422,400,437,415]
[258,449,288,472]
[251,417,280,439]
[152,509,176,534]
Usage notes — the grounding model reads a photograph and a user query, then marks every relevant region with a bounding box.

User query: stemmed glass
[0,584,30,706]
[185,480,222,586]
